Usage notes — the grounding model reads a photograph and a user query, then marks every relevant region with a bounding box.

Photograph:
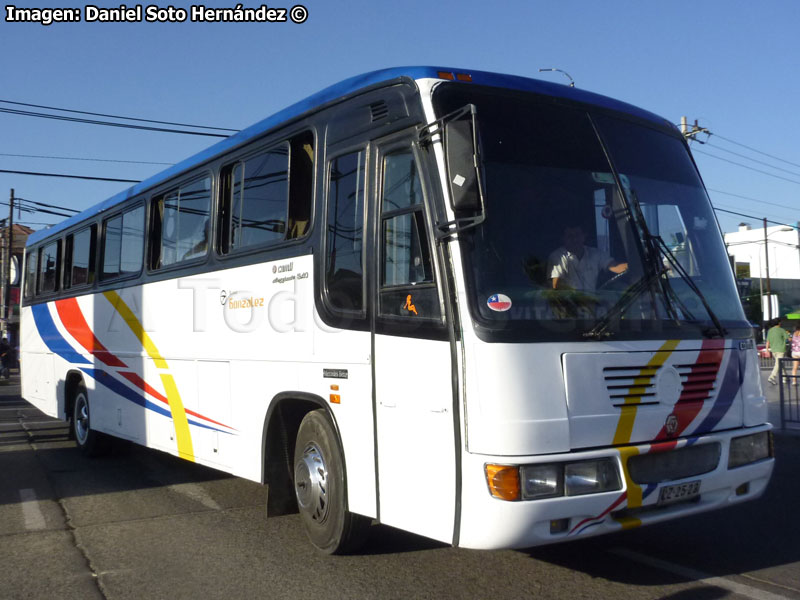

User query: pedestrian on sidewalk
[766,318,790,385]
[791,323,800,383]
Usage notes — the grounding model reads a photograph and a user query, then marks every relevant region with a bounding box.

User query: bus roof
[28,66,672,246]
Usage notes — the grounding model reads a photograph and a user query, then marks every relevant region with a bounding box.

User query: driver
[548,225,628,292]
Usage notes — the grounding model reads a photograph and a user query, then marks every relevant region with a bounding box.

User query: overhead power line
[705,141,800,179]
[0,152,173,166]
[15,197,80,214]
[713,206,798,229]
[706,188,800,212]
[0,107,229,138]
[0,99,239,133]
[712,133,800,170]
[692,148,800,186]
[0,168,140,183]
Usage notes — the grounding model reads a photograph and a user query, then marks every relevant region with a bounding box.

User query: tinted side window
[379,150,439,320]
[38,240,60,294]
[24,248,38,299]
[325,150,366,312]
[230,145,289,250]
[102,205,144,280]
[151,178,211,269]
[65,226,96,288]
[218,131,314,254]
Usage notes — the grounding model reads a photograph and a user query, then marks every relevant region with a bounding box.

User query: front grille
[603,365,660,406]
[603,359,721,407]
[675,361,720,402]
[627,443,721,484]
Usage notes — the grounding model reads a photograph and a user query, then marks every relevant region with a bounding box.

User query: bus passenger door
[371,139,457,544]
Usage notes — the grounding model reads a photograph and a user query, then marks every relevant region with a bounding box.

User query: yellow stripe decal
[103,290,168,369]
[612,339,680,446]
[103,290,193,460]
[615,446,643,529]
[161,373,195,461]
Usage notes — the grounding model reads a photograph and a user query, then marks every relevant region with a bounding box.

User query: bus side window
[325,150,366,313]
[379,150,440,320]
[151,178,211,268]
[102,205,144,280]
[64,226,96,289]
[37,240,60,295]
[223,147,288,252]
[287,132,314,239]
[218,131,313,254]
[24,248,38,299]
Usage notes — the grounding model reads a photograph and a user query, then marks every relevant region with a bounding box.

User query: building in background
[1,224,34,350]
[724,222,800,326]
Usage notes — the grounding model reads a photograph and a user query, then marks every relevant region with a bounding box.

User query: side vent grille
[602,360,721,406]
[603,366,660,407]
[675,361,720,402]
[370,101,389,122]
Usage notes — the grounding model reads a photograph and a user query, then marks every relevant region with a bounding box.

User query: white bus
[21,67,774,553]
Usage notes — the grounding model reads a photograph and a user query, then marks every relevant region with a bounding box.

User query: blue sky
[2,0,799,234]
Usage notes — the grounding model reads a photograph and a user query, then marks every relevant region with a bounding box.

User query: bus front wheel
[72,384,110,457]
[293,409,369,554]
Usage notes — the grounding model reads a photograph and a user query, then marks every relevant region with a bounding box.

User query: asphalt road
[1,371,798,600]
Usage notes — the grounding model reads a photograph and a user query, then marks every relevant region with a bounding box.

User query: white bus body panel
[21,255,378,518]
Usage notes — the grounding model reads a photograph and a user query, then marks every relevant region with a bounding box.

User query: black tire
[72,383,111,457]
[293,409,369,554]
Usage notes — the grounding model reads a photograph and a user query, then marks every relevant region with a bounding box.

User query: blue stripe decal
[80,368,231,434]
[642,483,658,500]
[32,303,91,364]
[689,353,740,436]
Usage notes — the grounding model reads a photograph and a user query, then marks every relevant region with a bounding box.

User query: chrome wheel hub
[294,442,329,524]
[75,394,90,444]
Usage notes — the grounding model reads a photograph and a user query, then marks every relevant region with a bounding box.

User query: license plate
[658,480,700,505]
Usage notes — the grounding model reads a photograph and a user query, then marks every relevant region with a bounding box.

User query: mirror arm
[417,104,475,146]
[434,213,487,242]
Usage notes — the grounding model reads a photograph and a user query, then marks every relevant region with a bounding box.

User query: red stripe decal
[55,298,128,368]
[119,371,234,430]
[569,491,628,535]
[119,371,169,404]
[655,339,724,440]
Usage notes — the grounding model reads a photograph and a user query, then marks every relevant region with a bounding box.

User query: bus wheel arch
[262,393,369,553]
[263,395,327,517]
[64,371,85,440]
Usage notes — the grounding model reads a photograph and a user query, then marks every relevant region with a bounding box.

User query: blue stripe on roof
[28,66,671,245]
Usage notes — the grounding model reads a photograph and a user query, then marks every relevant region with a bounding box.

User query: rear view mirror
[444,105,485,213]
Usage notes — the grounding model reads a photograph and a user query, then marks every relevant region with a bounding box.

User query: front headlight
[728,431,772,469]
[565,459,622,496]
[520,464,562,500]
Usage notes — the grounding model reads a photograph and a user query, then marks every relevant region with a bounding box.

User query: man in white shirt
[549,226,628,291]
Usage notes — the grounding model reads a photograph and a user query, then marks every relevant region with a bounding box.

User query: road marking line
[168,483,221,511]
[19,488,47,530]
[610,548,790,600]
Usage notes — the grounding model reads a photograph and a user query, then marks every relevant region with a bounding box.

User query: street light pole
[763,218,772,322]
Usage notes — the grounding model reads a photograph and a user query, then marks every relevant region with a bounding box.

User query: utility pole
[0,189,10,339]
[6,189,13,339]
[764,217,772,322]
[680,116,709,141]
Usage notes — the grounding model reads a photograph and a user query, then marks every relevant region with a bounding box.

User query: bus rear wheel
[293,409,369,554]
[72,384,110,457]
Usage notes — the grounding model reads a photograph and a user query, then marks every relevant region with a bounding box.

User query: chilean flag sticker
[487,293,512,312]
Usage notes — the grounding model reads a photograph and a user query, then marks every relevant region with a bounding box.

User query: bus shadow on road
[0,407,244,508]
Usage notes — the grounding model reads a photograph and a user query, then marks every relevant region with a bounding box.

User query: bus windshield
[432,84,748,341]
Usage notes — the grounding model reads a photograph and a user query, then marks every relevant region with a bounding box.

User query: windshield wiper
[584,266,670,339]
[651,235,727,338]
